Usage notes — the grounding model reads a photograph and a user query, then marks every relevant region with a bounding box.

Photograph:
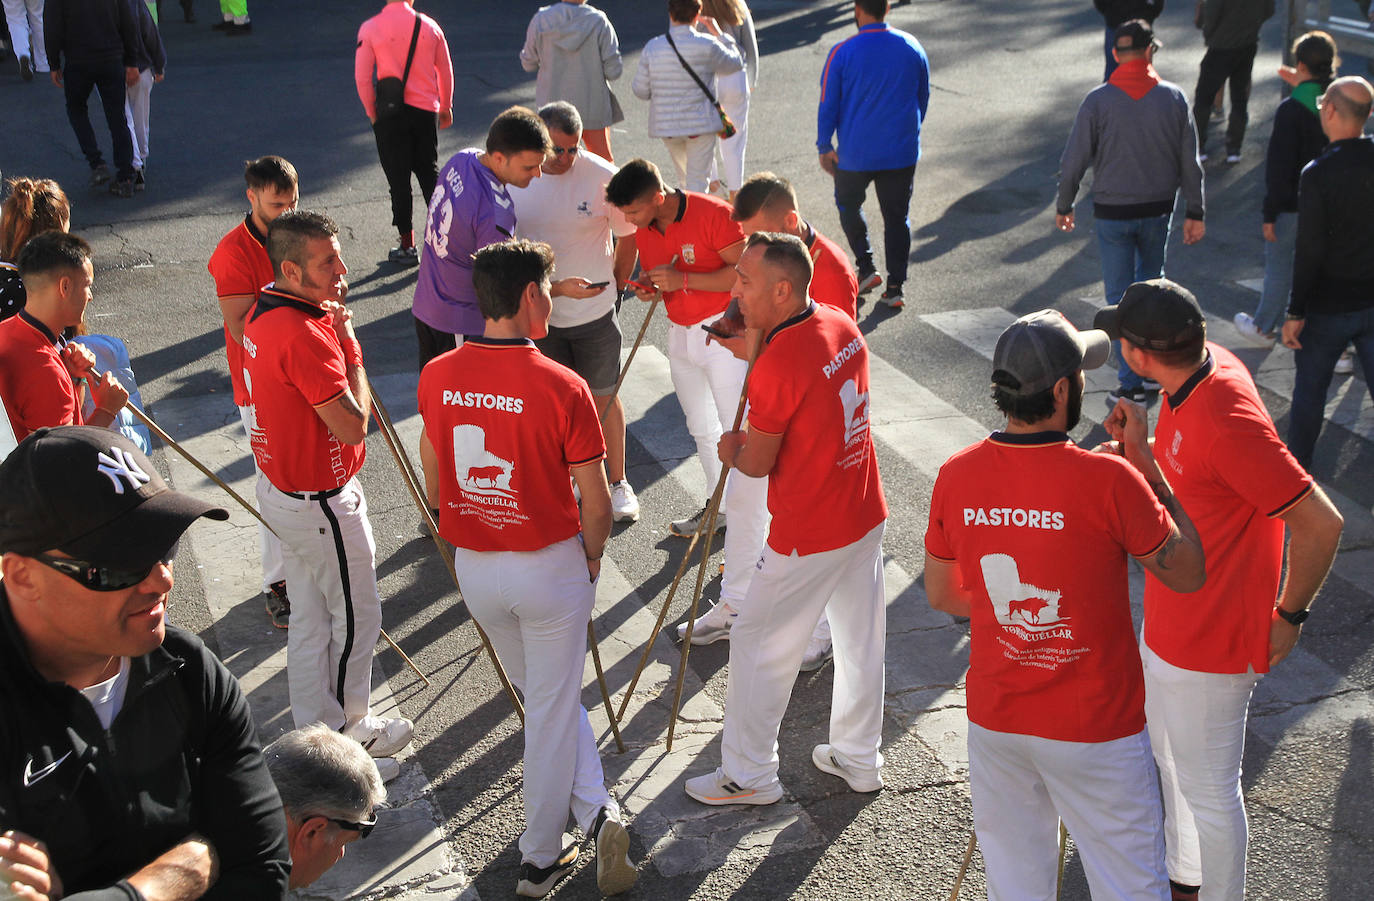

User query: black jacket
[1094,0,1165,28]
[1262,82,1328,223]
[1290,136,1374,318]
[43,0,138,70]
[0,589,290,899]
[131,0,166,75]
[1199,0,1275,50]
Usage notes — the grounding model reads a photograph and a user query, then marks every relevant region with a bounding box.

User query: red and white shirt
[417,337,605,552]
[207,215,274,407]
[926,432,1173,743]
[802,221,858,321]
[0,311,82,441]
[747,303,886,555]
[633,190,744,326]
[241,286,365,491]
[1145,344,1314,675]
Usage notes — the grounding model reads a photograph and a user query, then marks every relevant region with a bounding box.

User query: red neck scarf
[1108,58,1161,100]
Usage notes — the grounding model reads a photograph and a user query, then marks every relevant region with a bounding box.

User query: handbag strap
[665,30,719,107]
[400,15,422,87]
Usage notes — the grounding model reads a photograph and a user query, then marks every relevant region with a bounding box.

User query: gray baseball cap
[992,310,1111,397]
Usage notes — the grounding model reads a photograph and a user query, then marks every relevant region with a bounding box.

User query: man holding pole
[417,238,637,899]
[242,209,413,761]
[684,232,887,805]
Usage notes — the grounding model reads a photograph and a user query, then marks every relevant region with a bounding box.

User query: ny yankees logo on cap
[97,446,152,494]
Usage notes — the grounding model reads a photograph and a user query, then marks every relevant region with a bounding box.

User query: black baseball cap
[1093,279,1205,352]
[0,426,228,572]
[992,310,1111,397]
[1115,19,1160,52]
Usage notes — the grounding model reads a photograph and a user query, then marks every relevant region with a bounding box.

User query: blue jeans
[1095,214,1172,390]
[833,164,916,287]
[1287,307,1374,470]
[1255,213,1296,336]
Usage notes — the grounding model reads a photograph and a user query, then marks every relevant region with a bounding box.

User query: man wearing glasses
[264,725,388,889]
[0,426,291,899]
[510,101,641,524]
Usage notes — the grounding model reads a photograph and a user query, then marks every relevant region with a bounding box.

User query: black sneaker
[856,269,883,295]
[134,170,146,192]
[388,245,419,266]
[669,504,725,538]
[515,844,578,898]
[19,55,33,82]
[108,178,134,198]
[90,164,112,186]
[211,20,233,30]
[265,581,290,629]
[225,21,253,36]
[1105,384,1149,409]
[879,285,904,309]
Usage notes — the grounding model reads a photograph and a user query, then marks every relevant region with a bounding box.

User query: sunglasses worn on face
[551,145,580,157]
[327,813,377,838]
[33,540,179,592]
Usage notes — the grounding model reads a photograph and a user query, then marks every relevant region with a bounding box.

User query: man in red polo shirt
[1095,279,1344,901]
[683,233,887,806]
[0,232,127,442]
[417,239,637,899]
[242,210,413,763]
[207,154,299,628]
[924,309,1205,900]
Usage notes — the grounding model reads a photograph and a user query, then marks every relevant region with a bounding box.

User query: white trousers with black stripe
[258,476,383,731]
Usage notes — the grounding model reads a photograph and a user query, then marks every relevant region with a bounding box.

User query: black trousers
[63,59,135,180]
[1194,43,1257,156]
[372,104,439,235]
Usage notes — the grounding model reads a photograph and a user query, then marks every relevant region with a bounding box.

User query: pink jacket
[354,2,454,119]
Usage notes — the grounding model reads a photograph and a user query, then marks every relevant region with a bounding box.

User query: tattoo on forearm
[1155,530,1181,570]
[1150,481,1186,570]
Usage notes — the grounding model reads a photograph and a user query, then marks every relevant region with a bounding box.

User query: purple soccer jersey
[412,149,518,336]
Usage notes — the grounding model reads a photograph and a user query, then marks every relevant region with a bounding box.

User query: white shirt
[509,151,635,328]
[80,657,131,730]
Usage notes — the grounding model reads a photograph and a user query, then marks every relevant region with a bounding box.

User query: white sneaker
[611,480,640,522]
[593,807,638,895]
[1335,350,1355,375]
[811,743,883,793]
[684,768,783,806]
[675,601,736,644]
[798,636,833,672]
[345,715,415,758]
[375,757,401,783]
[1233,312,1275,347]
[670,505,725,538]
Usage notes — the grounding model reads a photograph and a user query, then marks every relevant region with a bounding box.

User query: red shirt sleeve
[1107,459,1173,558]
[207,241,258,299]
[282,321,350,408]
[564,380,607,467]
[924,469,956,561]
[745,350,803,436]
[1210,405,1313,517]
[712,206,746,255]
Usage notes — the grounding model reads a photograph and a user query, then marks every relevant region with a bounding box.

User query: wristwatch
[1275,606,1310,625]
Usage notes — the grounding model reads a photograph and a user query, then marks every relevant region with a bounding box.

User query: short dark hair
[605,158,666,208]
[1139,331,1208,370]
[538,101,582,137]
[745,232,813,297]
[1293,30,1339,81]
[244,156,298,195]
[267,210,338,280]
[486,106,553,157]
[472,239,555,321]
[668,0,702,24]
[991,381,1058,424]
[733,172,799,222]
[17,230,91,281]
[855,0,889,20]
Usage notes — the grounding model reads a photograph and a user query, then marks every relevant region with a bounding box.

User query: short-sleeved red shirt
[0,312,82,441]
[803,222,858,321]
[417,337,605,552]
[633,190,745,326]
[1145,344,1314,675]
[207,215,274,407]
[747,303,886,555]
[241,286,364,491]
[925,432,1173,743]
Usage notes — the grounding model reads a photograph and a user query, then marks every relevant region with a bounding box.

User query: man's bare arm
[121,836,218,901]
[1269,486,1343,666]
[217,295,255,345]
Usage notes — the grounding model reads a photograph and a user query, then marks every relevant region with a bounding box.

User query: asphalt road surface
[2,1,1371,899]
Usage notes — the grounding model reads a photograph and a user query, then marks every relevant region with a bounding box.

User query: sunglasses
[326,812,377,839]
[551,145,580,157]
[33,540,179,592]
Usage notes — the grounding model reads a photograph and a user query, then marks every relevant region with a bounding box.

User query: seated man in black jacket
[0,426,291,900]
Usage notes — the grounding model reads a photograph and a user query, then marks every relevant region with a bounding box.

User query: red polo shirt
[633,190,745,326]
[417,337,605,552]
[241,286,365,491]
[746,302,886,555]
[207,215,274,407]
[803,222,858,321]
[0,311,82,441]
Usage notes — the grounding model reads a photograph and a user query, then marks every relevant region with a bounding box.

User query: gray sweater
[1057,77,1205,221]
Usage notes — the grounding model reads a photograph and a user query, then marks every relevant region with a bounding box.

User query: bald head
[1320,76,1374,140]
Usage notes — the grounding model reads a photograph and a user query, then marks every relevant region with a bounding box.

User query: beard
[1065,375,1084,432]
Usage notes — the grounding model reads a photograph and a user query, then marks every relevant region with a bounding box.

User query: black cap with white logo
[0,426,228,571]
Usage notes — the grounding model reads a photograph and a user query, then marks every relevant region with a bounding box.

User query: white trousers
[2,0,46,71]
[257,476,383,731]
[662,133,716,193]
[666,319,768,607]
[238,405,286,590]
[124,68,153,171]
[721,521,886,788]
[453,536,617,868]
[968,723,1169,901]
[1142,642,1260,899]
[712,69,749,191]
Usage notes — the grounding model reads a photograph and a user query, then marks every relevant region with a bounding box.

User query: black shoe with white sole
[515,844,579,898]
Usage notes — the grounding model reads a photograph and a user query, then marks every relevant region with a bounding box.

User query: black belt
[282,486,345,500]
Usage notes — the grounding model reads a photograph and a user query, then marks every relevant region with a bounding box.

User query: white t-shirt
[80,656,131,730]
[509,152,635,328]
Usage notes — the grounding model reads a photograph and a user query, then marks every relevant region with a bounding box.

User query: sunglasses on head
[33,540,179,592]
[325,812,377,839]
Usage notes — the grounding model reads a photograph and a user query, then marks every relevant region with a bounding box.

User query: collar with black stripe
[987,430,1071,447]
[651,189,688,234]
[243,212,267,247]
[466,336,534,348]
[249,284,329,323]
[765,302,816,344]
[1164,351,1215,410]
[18,310,62,347]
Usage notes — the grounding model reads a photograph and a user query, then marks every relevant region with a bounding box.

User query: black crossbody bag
[664,31,737,139]
[375,16,422,121]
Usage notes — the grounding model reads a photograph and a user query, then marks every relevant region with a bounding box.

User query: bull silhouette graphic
[452,424,516,496]
[979,553,1066,629]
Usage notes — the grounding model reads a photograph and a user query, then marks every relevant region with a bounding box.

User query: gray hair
[265,724,386,822]
[538,101,583,138]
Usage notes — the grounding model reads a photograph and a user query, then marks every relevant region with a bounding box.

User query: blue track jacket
[817,23,930,172]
